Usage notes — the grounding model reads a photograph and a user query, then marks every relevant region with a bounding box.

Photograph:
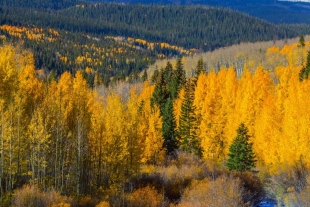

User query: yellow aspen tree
[199,71,219,160]
[126,90,144,176]
[103,94,129,195]
[254,95,283,170]
[27,107,50,188]
[50,72,74,193]
[88,94,106,191]
[281,66,310,167]
[219,68,238,152]
[72,71,93,196]
[296,77,310,166]
[0,45,18,196]
[174,88,184,129]
[194,73,208,134]
[143,106,165,164]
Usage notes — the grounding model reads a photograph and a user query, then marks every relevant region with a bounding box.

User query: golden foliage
[127,186,165,207]
[178,175,245,207]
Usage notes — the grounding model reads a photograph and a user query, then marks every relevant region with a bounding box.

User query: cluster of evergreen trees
[151,59,204,157]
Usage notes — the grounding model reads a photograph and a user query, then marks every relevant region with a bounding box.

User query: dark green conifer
[162,98,178,154]
[178,79,202,157]
[226,123,256,172]
[299,51,310,81]
[174,58,186,87]
[150,69,169,114]
[299,35,305,47]
[142,69,148,82]
[193,57,205,85]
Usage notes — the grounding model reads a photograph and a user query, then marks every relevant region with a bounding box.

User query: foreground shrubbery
[9,152,310,207]
[12,185,72,207]
[95,151,264,207]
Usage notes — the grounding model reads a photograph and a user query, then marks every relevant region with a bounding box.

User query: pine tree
[163,61,173,85]
[226,123,256,172]
[162,98,178,154]
[178,79,202,157]
[299,35,305,47]
[150,69,169,114]
[142,69,148,82]
[174,58,186,87]
[168,58,186,100]
[194,57,205,79]
[299,50,310,81]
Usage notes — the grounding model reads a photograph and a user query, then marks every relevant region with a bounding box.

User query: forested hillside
[1,38,310,206]
[92,0,310,24]
[0,1,309,83]
[0,0,80,9]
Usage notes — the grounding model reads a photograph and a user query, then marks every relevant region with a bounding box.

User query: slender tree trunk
[0,108,4,203]
[76,117,82,196]
[9,108,13,192]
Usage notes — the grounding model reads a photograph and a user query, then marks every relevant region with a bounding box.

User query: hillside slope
[89,0,310,24]
[0,1,309,82]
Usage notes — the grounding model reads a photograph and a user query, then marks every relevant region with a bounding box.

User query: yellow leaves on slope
[192,41,310,171]
[0,24,60,42]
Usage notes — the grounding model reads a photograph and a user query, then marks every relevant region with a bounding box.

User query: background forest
[1,0,310,86]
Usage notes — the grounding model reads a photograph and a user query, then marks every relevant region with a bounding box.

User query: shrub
[127,186,165,207]
[235,172,265,204]
[12,185,72,207]
[177,175,246,207]
[95,201,110,207]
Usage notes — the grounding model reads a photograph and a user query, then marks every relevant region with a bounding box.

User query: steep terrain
[90,0,310,24]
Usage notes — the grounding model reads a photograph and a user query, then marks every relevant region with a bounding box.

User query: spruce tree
[164,61,174,85]
[226,123,256,172]
[299,50,310,81]
[162,98,178,154]
[142,69,148,82]
[193,57,205,85]
[194,57,205,78]
[174,58,186,87]
[150,69,169,114]
[178,79,202,157]
[299,35,305,47]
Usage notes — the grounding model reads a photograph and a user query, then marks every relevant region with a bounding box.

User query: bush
[127,186,165,207]
[12,185,72,207]
[95,201,110,207]
[177,175,246,207]
[235,172,265,204]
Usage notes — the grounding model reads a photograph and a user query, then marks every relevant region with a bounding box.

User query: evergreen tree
[162,98,178,154]
[299,35,305,47]
[151,67,160,84]
[174,58,186,87]
[194,57,205,78]
[193,57,205,85]
[178,79,202,157]
[299,50,310,81]
[151,69,169,114]
[163,61,174,85]
[226,123,256,172]
[142,69,148,82]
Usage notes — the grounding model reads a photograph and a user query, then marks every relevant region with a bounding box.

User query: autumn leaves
[0,38,310,199]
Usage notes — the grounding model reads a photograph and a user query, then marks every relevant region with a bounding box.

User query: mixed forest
[1,38,310,206]
[1,0,310,207]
